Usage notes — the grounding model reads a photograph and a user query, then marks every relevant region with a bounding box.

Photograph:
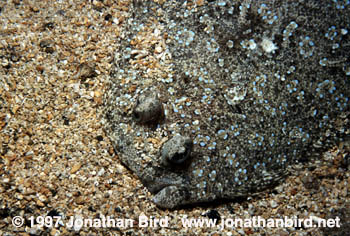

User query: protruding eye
[132,110,141,122]
[132,91,163,123]
[161,135,193,166]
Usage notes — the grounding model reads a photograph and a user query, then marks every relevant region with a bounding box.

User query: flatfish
[103,0,349,208]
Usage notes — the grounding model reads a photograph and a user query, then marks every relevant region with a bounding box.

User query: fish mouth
[139,165,190,208]
[142,177,177,194]
[151,185,190,209]
[140,165,187,193]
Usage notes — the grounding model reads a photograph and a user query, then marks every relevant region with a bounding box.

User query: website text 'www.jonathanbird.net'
[180,215,340,229]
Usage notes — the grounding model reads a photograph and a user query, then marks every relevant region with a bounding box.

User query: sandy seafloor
[0,1,349,235]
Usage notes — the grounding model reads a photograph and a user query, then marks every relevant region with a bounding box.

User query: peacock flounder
[103,0,350,208]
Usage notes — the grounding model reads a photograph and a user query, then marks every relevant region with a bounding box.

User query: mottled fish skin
[103,0,350,208]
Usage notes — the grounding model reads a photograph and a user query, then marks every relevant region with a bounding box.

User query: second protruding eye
[132,91,163,124]
[161,135,193,166]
